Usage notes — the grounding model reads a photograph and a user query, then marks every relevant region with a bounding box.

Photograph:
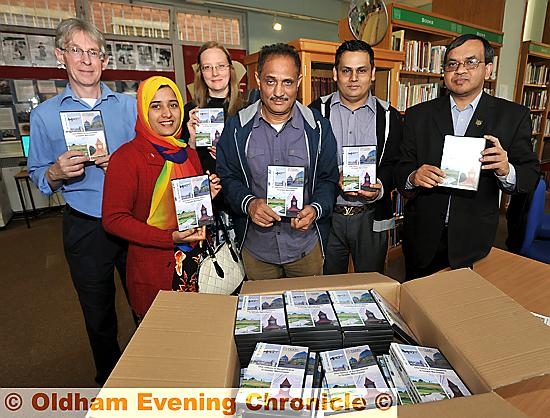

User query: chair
[520,178,550,263]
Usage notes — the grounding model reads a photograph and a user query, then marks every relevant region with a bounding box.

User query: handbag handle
[203,239,225,278]
[215,213,239,263]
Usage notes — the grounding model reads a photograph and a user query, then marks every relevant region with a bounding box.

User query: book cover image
[60,111,108,161]
[286,306,338,329]
[329,290,375,305]
[267,165,304,218]
[171,175,214,231]
[342,146,377,192]
[196,108,224,147]
[440,135,485,191]
[321,345,389,406]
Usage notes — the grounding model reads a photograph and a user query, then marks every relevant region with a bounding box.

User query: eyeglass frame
[443,57,484,72]
[60,46,106,61]
[200,63,231,73]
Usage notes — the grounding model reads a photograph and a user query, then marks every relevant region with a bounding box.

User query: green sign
[529,43,550,56]
[392,7,503,44]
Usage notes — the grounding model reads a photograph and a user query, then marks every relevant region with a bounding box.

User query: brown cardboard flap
[398,392,528,418]
[474,248,550,315]
[400,269,550,393]
[339,393,527,418]
[241,273,401,307]
[105,291,239,388]
[496,374,550,418]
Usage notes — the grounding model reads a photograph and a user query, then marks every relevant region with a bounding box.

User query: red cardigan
[102,134,202,317]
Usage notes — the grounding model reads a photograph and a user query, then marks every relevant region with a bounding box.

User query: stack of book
[320,344,391,412]
[236,343,310,416]
[234,294,290,366]
[284,291,342,352]
[388,343,471,404]
[378,354,415,405]
[328,290,393,354]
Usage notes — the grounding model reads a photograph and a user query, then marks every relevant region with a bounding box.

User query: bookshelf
[381,4,503,112]
[243,38,405,106]
[515,41,550,163]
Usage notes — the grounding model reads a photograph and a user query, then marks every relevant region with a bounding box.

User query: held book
[60,111,108,161]
[342,146,377,192]
[266,165,305,218]
[440,135,485,191]
[171,174,214,231]
[196,108,224,147]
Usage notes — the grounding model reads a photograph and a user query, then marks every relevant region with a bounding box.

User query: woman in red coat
[102,76,220,317]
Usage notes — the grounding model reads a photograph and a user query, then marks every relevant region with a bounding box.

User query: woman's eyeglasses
[200,64,231,73]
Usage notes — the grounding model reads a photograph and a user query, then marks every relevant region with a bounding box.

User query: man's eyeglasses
[61,46,105,61]
[200,64,231,73]
[443,58,482,72]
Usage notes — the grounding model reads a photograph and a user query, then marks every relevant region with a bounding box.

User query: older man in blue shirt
[28,18,136,385]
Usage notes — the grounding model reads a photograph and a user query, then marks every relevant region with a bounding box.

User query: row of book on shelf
[392,30,498,79]
[311,77,337,103]
[0,32,173,71]
[524,63,549,85]
[522,90,548,110]
[529,113,550,135]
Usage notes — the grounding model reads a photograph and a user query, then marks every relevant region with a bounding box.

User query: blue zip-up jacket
[216,100,339,253]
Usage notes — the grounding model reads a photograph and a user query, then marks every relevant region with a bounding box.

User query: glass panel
[0,0,76,29]
[176,11,241,47]
[90,1,170,39]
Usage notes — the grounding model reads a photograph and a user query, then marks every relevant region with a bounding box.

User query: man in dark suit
[396,34,539,280]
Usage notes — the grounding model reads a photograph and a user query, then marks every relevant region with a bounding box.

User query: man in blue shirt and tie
[28,18,137,385]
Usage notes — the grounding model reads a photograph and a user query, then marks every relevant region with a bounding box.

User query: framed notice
[266,165,305,218]
[60,111,108,160]
[440,135,485,191]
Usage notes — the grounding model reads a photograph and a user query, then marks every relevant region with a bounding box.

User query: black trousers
[404,227,450,281]
[323,206,388,275]
[62,206,127,385]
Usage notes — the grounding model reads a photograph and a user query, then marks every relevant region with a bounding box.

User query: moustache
[270,96,289,101]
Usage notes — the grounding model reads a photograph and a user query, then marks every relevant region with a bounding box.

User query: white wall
[524,0,549,41]
[497,0,528,101]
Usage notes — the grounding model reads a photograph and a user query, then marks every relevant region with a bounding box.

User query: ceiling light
[273,16,282,31]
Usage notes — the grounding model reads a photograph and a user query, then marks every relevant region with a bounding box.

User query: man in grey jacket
[310,40,403,274]
[217,43,339,280]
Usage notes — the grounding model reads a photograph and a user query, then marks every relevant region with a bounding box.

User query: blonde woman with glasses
[182,41,244,174]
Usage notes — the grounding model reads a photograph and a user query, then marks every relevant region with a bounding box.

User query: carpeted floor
[0,209,136,387]
[0,206,513,388]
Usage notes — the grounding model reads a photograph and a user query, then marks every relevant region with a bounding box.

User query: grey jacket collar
[238,99,317,129]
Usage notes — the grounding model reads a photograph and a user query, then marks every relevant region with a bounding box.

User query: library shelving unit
[379,3,503,112]
[243,38,405,106]
[515,41,550,163]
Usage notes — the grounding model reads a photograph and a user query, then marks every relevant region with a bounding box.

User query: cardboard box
[474,247,550,315]
[105,268,550,416]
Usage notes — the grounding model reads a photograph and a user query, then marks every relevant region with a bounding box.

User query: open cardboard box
[105,267,550,417]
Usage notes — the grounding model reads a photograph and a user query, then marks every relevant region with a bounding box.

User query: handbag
[198,214,245,294]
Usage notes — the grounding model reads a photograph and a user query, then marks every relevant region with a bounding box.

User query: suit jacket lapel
[433,95,454,137]
[465,92,491,137]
